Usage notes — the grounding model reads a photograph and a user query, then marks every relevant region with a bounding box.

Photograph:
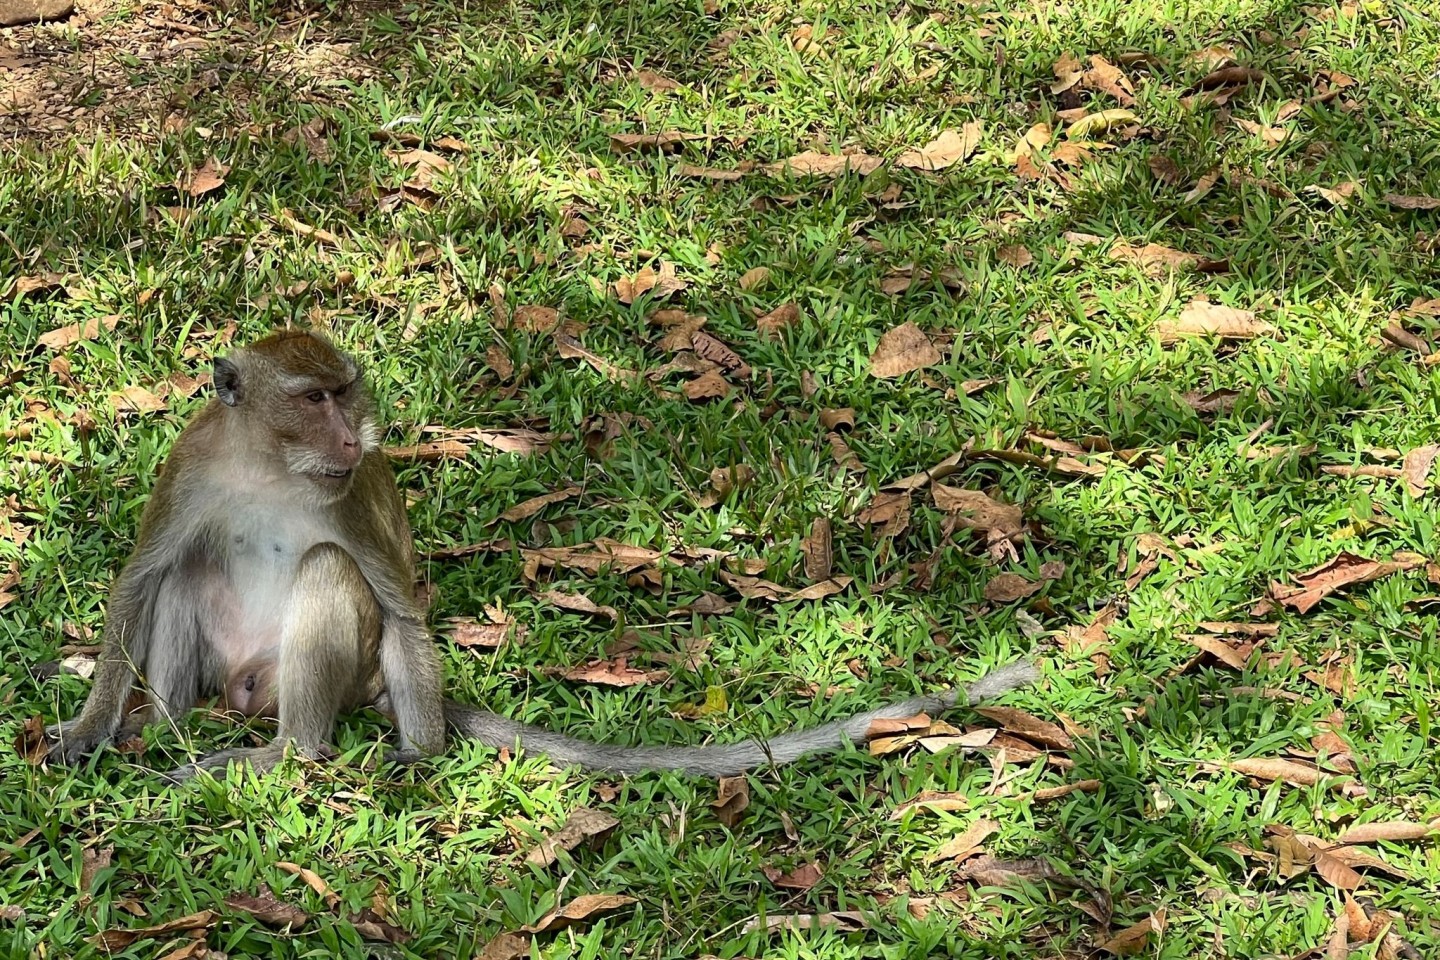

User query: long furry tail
[444,660,1041,777]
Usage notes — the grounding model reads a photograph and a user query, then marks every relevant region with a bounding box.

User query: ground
[2,0,1440,956]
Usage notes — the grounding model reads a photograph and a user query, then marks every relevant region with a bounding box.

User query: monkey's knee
[293,543,380,627]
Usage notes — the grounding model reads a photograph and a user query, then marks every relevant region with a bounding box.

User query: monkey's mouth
[319,469,353,481]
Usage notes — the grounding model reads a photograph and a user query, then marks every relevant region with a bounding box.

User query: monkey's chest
[211,506,337,664]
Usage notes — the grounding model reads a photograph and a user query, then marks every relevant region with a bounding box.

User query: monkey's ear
[214,358,243,407]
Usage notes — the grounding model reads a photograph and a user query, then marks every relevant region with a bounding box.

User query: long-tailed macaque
[46,330,1039,781]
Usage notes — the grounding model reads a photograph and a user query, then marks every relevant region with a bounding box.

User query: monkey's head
[212,330,380,498]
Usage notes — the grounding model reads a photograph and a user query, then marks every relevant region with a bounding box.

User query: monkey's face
[214,331,381,499]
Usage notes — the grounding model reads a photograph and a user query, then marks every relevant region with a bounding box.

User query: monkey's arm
[47,565,163,763]
[443,659,1040,777]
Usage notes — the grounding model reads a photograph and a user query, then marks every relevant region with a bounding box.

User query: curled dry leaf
[496,485,582,524]
[743,911,867,935]
[36,315,121,351]
[1224,757,1349,789]
[477,932,531,960]
[983,572,1042,603]
[521,894,637,934]
[177,157,228,198]
[14,715,48,765]
[1156,300,1274,342]
[1183,388,1242,413]
[896,122,984,171]
[997,245,1033,268]
[524,807,621,867]
[763,862,823,890]
[541,590,619,622]
[683,370,731,401]
[1385,193,1440,211]
[764,151,884,178]
[819,407,855,431]
[713,775,749,827]
[225,891,309,930]
[803,518,833,580]
[869,321,941,378]
[738,266,771,291]
[1270,551,1421,614]
[609,131,702,153]
[614,261,687,304]
[555,334,641,383]
[1306,182,1360,207]
[1192,65,1263,91]
[109,386,168,415]
[1334,820,1439,845]
[933,818,998,863]
[92,911,219,950]
[756,302,800,338]
[1097,910,1166,956]
[974,706,1074,751]
[857,490,911,538]
[385,439,471,461]
[1402,444,1438,496]
[560,656,667,686]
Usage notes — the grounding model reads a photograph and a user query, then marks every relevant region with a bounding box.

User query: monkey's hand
[385,746,430,767]
[44,719,113,766]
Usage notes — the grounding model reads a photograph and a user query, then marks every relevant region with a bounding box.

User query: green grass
[4,0,1440,955]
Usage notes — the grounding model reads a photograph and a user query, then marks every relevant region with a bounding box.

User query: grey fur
[441,660,1041,777]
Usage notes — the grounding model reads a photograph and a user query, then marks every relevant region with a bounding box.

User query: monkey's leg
[47,569,160,764]
[167,543,377,781]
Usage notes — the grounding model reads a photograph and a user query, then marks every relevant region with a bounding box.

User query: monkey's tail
[443,659,1040,777]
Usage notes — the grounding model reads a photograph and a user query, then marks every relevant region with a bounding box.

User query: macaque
[47,330,1039,781]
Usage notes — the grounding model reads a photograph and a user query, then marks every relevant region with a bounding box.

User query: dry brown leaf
[555,334,641,383]
[819,407,855,431]
[1022,779,1103,803]
[521,894,637,934]
[512,305,561,332]
[541,590,620,622]
[803,518,833,581]
[1385,193,1440,210]
[857,491,911,538]
[896,122,984,171]
[277,208,341,247]
[673,162,745,181]
[1185,633,1252,670]
[1270,551,1420,614]
[756,302,801,338]
[524,807,620,867]
[560,656,667,686]
[1183,388,1242,413]
[1402,444,1438,496]
[225,891,309,930]
[497,486,582,524]
[275,862,341,909]
[738,266,771,291]
[109,386,167,415]
[997,245,1033,269]
[669,591,736,617]
[933,819,998,862]
[931,485,1023,537]
[1193,65,1263,91]
[635,69,680,92]
[1334,821,1439,845]
[385,440,471,461]
[1156,300,1274,342]
[609,131,702,153]
[764,151,884,178]
[1227,757,1344,788]
[1097,910,1165,956]
[8,272,66,301]
[79,844,112,893]
[1085,55,1136,104]
[983,572,1041,603]
[713,775,749,827]
[36,315,120,351]
[974,706,1074,750]
[869,321,941,378]
[683,370,731,402]
[1307,182,1360,207]
[763,862,823,890]
[476,933,531,960]
[1148,154,1184,185]
[743,911,867,935]
[91,911,219,950]
[1183,167,1222,203]
[177,157,228,198]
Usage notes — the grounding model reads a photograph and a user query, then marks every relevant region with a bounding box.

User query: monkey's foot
[44,721,113,766]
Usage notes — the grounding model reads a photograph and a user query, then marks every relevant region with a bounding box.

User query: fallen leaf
[1097,910,1165,955]
[1183,388,1242,413]
[857,491,911,538]
[673,162,745,181]
[36,315,121,351]
[683,370,731,401]
[819,408,855,431]
[277,208,341,247]
[497,486,582,524]
[997,245,1033,268]
[609,131,702,153]
[1148,154,1184,185]
[1234,118,1290,147]
[1226,757,1347,788]
[1183,167,1222,203]
[541,590,620,622]
[1385,193,1440,210]
[1066,109,1139,139]
[983,572,1041,602]
[931,485,1024,538]
[1335,821,1439,845]
[803,518,833,580]
[635,69,680,92]
[524,807,620,867]
[1402,444,1438,496]
[555,334,641,383]
[177,157,228,198]
[8,272,66,301]
[1307,182,1360,206]
[512,305,561,332]
[896,122,984,171]
[763,862,824,890]
[1021,779,1103,803]
[385,440,471,461]
[713,775,749,827]
[92,911,219,950]
[1084,55,1135,104]
[522,894,637,934]
[669,591,736,616]
[1270,551,1420,614]
[615,261,687,304]
[1193,66,1263,91]
[756,303,800,338]
[764,151,884,178]
[933,819,998,862]
[1156,300,1274,342]
[79,844,112,894]
[109,386,167,415]
[690,331,751,379]
[743,911,867,935]
[738,266,771,291]
[476,932,531,960]
[225,891,309,930]
[974,707,1074,750]
[13,716,48,765]
[275,862,341,909]
[869,321,941,378]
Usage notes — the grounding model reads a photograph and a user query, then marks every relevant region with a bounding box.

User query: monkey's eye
[333,383,349,398]
[306,391,326,404]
